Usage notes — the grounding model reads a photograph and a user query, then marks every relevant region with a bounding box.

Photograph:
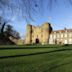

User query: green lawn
[0,45,72,72]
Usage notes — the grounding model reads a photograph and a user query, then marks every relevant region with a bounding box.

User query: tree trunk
[1,22,6,35]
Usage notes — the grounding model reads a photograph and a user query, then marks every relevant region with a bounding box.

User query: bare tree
[0,16,5,34]
[4,24,13,37]
[4,24,20,39]
[0,16,10,35]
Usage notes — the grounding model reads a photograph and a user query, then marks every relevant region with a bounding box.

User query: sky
[0,0,72,39]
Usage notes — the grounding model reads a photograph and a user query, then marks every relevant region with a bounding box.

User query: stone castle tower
[25,22,52,44]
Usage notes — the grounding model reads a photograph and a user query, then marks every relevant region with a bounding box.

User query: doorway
[35,38,39,44]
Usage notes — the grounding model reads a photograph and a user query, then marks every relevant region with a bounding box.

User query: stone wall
[25,22,52,44]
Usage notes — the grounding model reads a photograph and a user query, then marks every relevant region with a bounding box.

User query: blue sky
[0,0,72,39]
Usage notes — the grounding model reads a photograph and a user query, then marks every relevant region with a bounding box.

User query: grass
[0,44,72,72]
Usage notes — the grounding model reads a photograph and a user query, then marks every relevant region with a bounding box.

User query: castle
[25,22,72,44]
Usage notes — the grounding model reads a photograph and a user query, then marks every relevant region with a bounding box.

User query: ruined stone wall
[25,23,52,44]
[25,24,32,44]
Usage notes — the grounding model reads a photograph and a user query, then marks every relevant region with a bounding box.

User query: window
[54,35,56,39]
[61,34,63,38]
[64,33,67,37]
[69,33,72,37]
[57,34,60,38]
[69,39,72,44]
[50,35,52,38]
[64,40,67,44]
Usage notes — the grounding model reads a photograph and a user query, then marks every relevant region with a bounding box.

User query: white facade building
[49,29,72,44]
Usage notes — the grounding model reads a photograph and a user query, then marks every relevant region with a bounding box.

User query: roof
[51,29,72,34]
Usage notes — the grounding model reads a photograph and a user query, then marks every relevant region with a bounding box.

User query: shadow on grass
[0,44,71,50]
[0,46,60,50]
[0,48,72,59]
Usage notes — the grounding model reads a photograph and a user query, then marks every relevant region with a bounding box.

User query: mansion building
[25,22,72,44]
[49,29,72,44]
